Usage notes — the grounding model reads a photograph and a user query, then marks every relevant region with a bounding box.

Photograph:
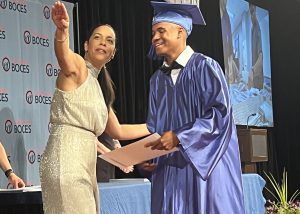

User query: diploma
[99,133,178,168]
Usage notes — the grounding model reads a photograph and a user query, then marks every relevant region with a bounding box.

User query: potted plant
[264,169,300,214]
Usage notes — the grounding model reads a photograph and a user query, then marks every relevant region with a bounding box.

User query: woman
[39,1,150,213]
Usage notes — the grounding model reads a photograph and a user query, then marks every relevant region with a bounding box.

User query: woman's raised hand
[51,1,69,30]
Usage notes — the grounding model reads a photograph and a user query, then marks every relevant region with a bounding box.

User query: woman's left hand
[120,165,134,173]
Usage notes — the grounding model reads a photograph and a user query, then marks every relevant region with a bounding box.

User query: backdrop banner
[0,0,74,188]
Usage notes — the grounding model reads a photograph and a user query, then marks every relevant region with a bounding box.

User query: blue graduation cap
[148,1,206,60]
[151,1,206,36]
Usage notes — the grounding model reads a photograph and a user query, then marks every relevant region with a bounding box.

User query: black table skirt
[0,191,43,214]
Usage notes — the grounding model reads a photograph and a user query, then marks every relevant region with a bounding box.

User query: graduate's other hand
[52,1,69,31]
[138,162,157,172]
[145,131,179,150]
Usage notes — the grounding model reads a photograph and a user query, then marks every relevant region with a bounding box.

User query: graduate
[145,1,245,213]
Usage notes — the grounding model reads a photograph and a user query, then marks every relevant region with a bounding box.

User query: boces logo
[46,63,60,77]
[4,119,32,134]
[0,0,7,9]
[0,0,27,13]
[0,26,5,40]
[0,88,9,102]
[25,90,52,105]
[24,30,49,47]
[4,120,13,134]
[1,57,30,73]
[27,150,43,164]
[43,5,50,19]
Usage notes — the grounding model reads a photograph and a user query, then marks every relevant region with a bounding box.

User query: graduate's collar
[85,60,102,78]
[162,45,194,68]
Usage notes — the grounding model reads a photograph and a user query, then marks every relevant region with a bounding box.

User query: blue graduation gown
[147,53,245,214]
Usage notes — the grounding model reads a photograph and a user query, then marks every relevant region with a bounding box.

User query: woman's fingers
[120,165,134,173]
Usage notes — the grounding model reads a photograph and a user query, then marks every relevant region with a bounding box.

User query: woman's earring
[107,55,114,63]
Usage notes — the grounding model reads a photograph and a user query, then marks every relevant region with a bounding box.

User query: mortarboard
[151,1,206,36]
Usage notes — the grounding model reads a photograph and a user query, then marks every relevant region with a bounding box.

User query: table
[0,175,265,214]
[0,180,151,214]
[242,173,266,214]
[99,180,151,214]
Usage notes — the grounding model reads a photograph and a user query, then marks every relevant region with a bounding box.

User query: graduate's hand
[138,162,157,172]
[145,131,179,150]
[52,1,69,31]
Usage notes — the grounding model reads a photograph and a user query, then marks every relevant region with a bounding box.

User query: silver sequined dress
[40,62,108,214]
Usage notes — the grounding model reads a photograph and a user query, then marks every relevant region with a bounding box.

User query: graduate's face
[85,25,116,67]
[152,22,183,60]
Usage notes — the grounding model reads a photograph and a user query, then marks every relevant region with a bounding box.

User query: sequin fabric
[40,62,108,214]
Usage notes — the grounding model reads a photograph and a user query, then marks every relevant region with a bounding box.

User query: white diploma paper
[99,133,178,168]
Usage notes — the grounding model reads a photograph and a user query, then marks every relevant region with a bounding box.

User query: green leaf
[264,168,300,213]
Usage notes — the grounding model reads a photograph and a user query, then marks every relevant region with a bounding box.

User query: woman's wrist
[4,168,14,178]
[55,29,69,43]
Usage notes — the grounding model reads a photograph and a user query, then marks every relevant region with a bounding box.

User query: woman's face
[85,25,116,67]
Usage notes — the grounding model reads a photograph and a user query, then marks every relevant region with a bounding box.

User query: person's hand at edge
[8,173,26,189]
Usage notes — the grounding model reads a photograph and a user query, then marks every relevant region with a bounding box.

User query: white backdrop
[0,0,74,188]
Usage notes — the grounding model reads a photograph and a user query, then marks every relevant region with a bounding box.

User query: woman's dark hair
[98,66,115,109]
[84,24,117,110]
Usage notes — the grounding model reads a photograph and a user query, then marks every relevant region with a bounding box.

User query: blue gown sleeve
[174,58,235,181]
